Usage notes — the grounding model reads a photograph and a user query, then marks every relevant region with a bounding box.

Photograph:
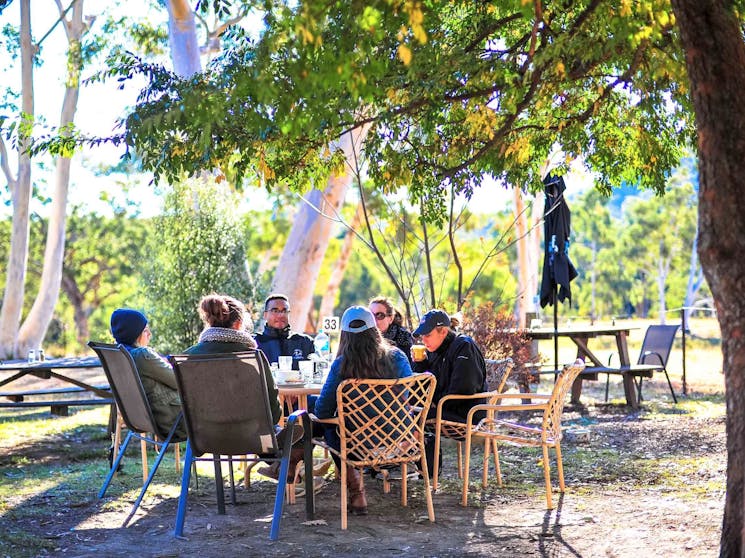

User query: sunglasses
[373,312,391,320]
[268,308,290,315]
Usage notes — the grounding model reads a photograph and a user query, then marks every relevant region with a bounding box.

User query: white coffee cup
[298,360,315,383]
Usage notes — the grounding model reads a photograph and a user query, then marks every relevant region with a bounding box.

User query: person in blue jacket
[314,305,412,516]
[253,293,314,369]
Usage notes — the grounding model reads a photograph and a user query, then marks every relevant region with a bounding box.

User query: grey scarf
[198,327,257,348]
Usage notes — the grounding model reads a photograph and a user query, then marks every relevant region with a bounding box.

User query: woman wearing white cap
[314,305,412,516]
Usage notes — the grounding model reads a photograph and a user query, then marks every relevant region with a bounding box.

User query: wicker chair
[312,373,436,529]
[429,358,514,491]
[462,360,585,509]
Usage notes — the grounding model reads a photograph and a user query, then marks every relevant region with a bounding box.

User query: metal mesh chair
[312,373,437,530]
[463,360,585,509]
[428,358,514,491]
[169,351,314,540]
[606,324,679,404]
[88,341,184,527]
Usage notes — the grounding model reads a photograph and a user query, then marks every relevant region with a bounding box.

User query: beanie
[110,308,148,345]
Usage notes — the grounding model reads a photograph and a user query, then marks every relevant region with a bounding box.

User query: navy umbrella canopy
[539,174,578,371]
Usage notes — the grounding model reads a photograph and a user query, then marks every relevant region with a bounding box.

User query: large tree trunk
[316,201,364,326]
[17,0,85,355]
[670,2,745,556]
[0,0,34,358]
[166,0,201,77]
[272,128,367,333]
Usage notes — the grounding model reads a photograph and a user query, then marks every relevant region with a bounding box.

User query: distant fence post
[680,307,687,396]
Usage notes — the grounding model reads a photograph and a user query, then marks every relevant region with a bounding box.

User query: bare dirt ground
[1,395,724,558]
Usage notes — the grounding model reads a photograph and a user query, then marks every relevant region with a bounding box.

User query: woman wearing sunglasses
[368,296,414,364]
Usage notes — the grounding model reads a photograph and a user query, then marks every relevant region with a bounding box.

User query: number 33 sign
[322,316,340,333]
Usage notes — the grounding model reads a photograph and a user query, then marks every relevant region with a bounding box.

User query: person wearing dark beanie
[110,308,186,441]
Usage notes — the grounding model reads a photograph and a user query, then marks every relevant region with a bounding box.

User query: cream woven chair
[429,358,514,491]
[312,373,437,529]
[462,360,585,509]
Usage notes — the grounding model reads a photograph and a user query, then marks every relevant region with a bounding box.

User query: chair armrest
[435,390,499,422]
[309,413,338,426]
[467,402,549,425]
[492,393,552,401]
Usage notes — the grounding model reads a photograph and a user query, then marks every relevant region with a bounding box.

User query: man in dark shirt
[253,293,314,369]
[412,309,487,478]
[412,309,487,422]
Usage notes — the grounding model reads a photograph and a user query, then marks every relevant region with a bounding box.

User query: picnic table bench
[0,356,113,416]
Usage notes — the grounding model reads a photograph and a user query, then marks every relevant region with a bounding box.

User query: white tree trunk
[317,201,363,325]
[272,128,367,333]
[513,189,539,328]
[16,0,85,354]
[167,0,201,77]
[0,0,34,358]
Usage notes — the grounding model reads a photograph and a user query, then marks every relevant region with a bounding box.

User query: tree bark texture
[316,201,363,327]
[167,0,202,77]
[17,0,84,355]
[670,2,745,556]
[272,128,367,333]
[0,0,34,358]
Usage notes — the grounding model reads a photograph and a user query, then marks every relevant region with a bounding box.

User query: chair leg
[269,454,290,541]
[663,369,678,403]
[420,454,435,523]
[604,373,610,402]
[213,455,225,515]
[340,460,348,530]
[228,456,237,506]
[123,428,178,527]
[637,377,644,403]
[401,463,408,507]
[456,441,463,479]
[555,441,566,492]
[541,444,553,509]
[482,439,490,489]
[492,440,503,487]
[174,443,181,474]
[100,431,134,498]
[140,439,148,483]
[462,431,473,506]
[432,430,442,491]
[174,441,194,538]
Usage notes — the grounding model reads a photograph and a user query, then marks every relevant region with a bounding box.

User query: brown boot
[346,465,368,516]
[258,448,305,482]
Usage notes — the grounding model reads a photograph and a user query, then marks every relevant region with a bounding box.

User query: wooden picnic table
[524,325,641,408]
[0,355,112,415]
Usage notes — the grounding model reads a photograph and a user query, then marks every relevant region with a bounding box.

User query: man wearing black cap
[412,309,487,477]
[412,309,487,422]
[110,308,186,440]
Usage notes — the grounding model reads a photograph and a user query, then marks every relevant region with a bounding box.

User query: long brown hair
[337,327,397,380]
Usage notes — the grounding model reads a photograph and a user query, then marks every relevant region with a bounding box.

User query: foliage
[103,0,693,226]
[143,177,253,352]
[461,301,537,388]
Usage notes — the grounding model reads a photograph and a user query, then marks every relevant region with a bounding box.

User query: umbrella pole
[553,286,559,377]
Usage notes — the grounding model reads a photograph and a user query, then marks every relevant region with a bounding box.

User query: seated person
[110,308,187,441]
[411,309,487,476]
[183,294,302,477]
[314,305,412,516]
[254,293,314,369]
[369,295,415,364]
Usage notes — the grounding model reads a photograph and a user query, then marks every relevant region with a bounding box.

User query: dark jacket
[412,332,486,421]
[183,330,281,425]
[254,325,315,370]
[128,346,187,440]
[382,322,414,365]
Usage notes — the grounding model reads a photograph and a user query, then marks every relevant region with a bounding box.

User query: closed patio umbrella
[539,174,578,373]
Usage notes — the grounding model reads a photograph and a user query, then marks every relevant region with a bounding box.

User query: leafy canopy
[113,0,692,223]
